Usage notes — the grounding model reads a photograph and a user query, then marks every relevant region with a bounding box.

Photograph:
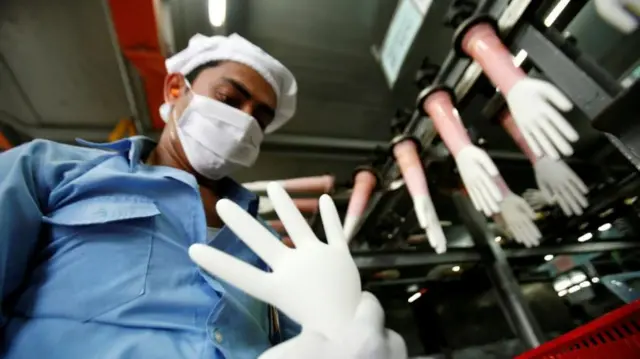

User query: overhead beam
[352,239,640,270]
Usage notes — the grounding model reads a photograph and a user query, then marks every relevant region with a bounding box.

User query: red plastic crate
[516,300,640,358]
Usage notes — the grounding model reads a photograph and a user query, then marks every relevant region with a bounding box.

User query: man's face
[158,62,278,173]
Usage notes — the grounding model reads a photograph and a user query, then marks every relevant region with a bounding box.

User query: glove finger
[354,292,385,329]
[518,198,536,219]
[563,181,587,214]
[478,182,500,215]
[567,168,589,194]
[540,104,579,143]
[524,220,542,246]
[469,185,491,217]
[520,124,542,157]
[386,329,409,359]
[538,182,555,204]
[478,173,502,208]
[508,221,524,244]
[189,244,275,304]
[477,152,499,177]
[537,80,574,112]
[555,193,573,216]
[429,227,447,254]
[267,182,317,248]
[319,194,349,249]
[516,223,533,247]
[530,123,560,160]
[539,113,574,156]
[466,184,483,214]
[217,199,290,269]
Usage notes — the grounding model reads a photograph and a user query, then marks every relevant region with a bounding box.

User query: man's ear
[163,73,187,105]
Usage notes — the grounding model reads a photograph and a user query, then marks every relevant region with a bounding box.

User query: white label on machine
[379,0,430,87]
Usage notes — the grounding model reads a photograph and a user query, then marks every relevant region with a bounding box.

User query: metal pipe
[452,191,543,349]
[100,0,146,135]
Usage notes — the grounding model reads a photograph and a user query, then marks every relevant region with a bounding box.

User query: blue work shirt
[0,137,300,359]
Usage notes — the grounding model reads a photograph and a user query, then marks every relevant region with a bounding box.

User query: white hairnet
[164,33,297,133]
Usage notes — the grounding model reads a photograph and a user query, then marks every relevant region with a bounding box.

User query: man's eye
[215,92,229,102]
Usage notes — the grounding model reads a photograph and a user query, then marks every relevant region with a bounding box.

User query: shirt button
[213,330,223,343]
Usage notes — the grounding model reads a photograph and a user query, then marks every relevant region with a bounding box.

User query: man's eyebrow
[222,77,276,117]
[222,77,252,99]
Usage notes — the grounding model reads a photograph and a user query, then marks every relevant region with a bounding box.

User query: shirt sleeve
[0,142,52,325]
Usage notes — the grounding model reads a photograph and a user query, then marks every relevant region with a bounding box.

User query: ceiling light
[208,0,227,27]
[598,223,612,232]
[558,290,567,297]
[495,236,502,243]
[570,272,587,284]
[544,254,554,261]
[452,265,461,272]
[388,178,405,191]
[578,233,593,242]
[406,284,419,293]
[568,285,581,294]
[553,277,572,292]
[580,281,591,288]
[512,49,528,67]
[592,277,600,283]
[408,292,422,303]
[544,0,571,27]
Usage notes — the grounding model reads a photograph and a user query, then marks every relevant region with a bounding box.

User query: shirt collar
[76,136,259,215]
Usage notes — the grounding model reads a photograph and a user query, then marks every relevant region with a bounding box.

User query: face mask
[172,85,264,180]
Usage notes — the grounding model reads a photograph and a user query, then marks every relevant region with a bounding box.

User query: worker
[0,33,403,359]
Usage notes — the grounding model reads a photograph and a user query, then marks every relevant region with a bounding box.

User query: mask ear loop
[168,79,194,141]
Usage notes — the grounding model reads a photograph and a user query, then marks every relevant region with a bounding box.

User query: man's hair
[185,60,223,84]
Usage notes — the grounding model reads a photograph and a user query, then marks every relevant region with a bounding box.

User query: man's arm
[0,142,50,325]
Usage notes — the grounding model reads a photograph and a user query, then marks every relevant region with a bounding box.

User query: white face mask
[172,87,264,180]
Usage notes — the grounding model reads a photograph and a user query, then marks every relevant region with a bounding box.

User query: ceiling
[0,0,460,185]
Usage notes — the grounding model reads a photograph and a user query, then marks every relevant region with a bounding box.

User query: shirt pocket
[32,194,159,322]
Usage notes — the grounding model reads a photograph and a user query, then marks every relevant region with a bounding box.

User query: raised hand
[189,182,361,340]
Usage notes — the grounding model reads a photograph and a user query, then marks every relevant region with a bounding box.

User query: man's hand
[506,78,578,160]
[189,182,361,340]
[260,292,407,359]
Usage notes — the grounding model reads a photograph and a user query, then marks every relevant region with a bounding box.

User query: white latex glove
[499,193,541,247]
[189,182,362,340]
[260,292,408,359]
[259,196,275,214]
[454,146,503,217]
[534,157,589,217]
[413,195,447,254]
[343,215,359,243]
[595,0,640,34]
[506,78,578,160]
[522,189,550,211]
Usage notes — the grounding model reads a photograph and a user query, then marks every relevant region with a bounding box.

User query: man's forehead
[195,62,277,107]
